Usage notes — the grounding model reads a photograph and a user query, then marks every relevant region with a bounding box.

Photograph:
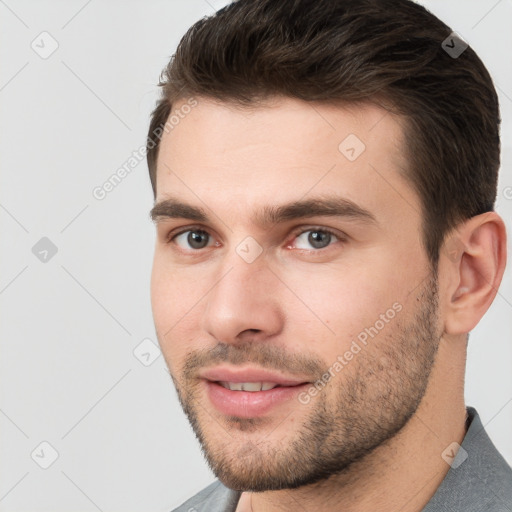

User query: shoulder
[171,480,241,512]
[423,407,512,511]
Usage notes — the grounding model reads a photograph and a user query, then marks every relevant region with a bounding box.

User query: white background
[0,1,511,510]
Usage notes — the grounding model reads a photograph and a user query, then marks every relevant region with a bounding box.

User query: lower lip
[205,381,310,418]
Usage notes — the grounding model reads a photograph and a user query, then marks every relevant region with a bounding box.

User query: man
[146,0,511,510]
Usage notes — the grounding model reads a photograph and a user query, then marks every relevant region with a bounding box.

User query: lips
[199,366,311,418]
[200,366,310,387]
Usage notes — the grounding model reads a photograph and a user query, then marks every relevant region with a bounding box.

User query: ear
[442,212,507,335]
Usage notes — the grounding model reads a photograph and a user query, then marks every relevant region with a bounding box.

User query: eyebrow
[150,195,378,228]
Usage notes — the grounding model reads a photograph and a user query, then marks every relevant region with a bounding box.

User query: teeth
[219,381,279,392]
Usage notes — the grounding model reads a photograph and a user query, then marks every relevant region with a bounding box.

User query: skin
[150,96,507,511]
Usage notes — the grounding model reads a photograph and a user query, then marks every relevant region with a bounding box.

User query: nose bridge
[201,247,283,342]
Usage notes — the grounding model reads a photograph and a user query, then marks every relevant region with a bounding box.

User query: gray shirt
[172,407,512,511]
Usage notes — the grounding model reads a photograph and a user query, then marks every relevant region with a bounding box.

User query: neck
[238,336,468,512]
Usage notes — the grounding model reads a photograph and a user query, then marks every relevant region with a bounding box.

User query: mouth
[199,367,312,418]
[216,381,302,391]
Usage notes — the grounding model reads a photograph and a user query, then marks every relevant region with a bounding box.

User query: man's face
[150,97,442,491]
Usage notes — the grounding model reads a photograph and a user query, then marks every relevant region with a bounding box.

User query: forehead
[155,96,418,226]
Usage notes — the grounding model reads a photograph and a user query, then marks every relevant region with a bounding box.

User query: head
[148,0,506,492]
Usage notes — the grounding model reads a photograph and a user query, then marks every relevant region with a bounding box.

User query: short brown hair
[147,0,500,268]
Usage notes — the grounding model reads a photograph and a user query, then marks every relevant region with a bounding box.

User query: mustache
[182,341,326,381]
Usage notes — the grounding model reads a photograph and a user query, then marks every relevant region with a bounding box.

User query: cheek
[150,254,200,324]
[150,261,186,356]
[150,257,171,328]
[150,257,211,367]
[283,266,389,335]
[281,265,408,370]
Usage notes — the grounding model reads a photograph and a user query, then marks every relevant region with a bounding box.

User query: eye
[172,229,215,250]
[292,228,341,250]
[166,226,342,252]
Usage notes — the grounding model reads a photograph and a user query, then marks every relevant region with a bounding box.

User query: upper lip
[199,366,311,386]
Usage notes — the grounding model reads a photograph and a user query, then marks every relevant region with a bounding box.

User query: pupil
[308,231,331,249]
[188,230,208,249]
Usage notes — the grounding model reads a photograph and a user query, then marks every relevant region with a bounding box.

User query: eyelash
[165,225,346,252]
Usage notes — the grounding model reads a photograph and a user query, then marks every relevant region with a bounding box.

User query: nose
[201,253,284,344]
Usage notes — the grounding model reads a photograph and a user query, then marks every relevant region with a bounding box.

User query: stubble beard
[170,272,441,492]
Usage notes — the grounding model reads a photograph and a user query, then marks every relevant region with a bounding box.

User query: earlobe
[443,212,507,335]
